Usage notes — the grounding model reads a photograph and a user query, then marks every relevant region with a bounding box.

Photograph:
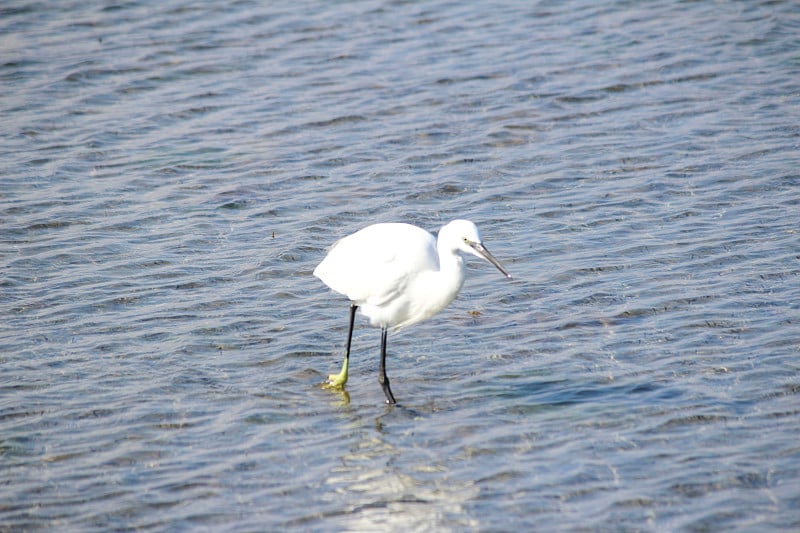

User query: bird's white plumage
[314,223,443,329]
[314,220,510,331]
[314,223,437,307]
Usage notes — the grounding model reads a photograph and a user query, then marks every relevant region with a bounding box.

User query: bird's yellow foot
[323,358,349,390]
[325,372,347,389]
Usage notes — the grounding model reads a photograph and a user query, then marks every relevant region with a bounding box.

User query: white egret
[314,219,512,404]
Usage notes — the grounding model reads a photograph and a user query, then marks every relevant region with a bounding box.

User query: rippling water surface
[2,1,799,530]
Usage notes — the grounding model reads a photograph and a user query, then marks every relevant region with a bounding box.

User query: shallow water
[2,0,799,530]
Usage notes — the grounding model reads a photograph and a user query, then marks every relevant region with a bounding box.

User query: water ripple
[2,0,800,530]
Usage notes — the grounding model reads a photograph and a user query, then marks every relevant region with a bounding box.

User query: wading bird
[314,219,512,404]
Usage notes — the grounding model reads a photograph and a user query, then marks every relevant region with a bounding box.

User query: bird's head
[440,220,512,279]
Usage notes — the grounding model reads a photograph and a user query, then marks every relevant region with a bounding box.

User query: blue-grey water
[2,1,799,530]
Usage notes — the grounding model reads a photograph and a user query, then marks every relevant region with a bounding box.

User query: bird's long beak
[470,242,512,279]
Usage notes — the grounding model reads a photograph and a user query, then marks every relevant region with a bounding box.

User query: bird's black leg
[327,303,357,388]
[345,303,357,363]
[378,326,396,404]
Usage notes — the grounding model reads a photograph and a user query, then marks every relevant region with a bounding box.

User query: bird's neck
[439,247,465,284]
[401,249,465,328]
[430,249,466,306]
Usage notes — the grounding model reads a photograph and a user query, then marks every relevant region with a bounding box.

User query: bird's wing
[314,223,439,306]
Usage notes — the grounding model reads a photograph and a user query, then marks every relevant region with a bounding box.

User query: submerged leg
[378,327,396,404]
[328,304,357,388]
